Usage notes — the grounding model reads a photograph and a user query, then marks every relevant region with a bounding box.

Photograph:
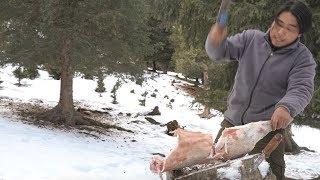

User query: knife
[251,133,283,171]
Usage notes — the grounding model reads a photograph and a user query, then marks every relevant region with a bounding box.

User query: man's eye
[276,20,284,27]
[279,22,285,27]
[288,28,297,33]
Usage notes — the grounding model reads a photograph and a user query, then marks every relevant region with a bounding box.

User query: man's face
[270,11,300,47]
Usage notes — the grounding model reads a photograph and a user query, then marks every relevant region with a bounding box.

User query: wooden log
[174,166,218,180]
[165,154,276,180]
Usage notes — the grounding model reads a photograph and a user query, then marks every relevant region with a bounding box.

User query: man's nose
[277,27,286,36]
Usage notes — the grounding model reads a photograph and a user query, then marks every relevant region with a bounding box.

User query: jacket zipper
[240,52,273,125]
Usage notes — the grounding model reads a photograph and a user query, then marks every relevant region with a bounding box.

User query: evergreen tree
[41,63,62,80]
[12,65,39,86]
[111,79,121,104]
[0,0,154,125]
[24,65,40,80]
[171,25,203,81]
[145,17,174,73]
[154,0,230,117]
[95,69,106,93]
[13,67,25,86]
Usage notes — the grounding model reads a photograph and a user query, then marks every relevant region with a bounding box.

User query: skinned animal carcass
[150,120,272,174]
[214,120,272,160]
[150,128,214,173]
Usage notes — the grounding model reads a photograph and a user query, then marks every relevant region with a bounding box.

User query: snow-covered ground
[0,64,319,180]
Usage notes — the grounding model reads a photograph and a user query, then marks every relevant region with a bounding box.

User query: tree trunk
[41,41,133,131]
[199,65,213,119]
[46,39,77,125]
[199,106,212,118]
[163,63,168,74]
[194,78,200,87]
[202,65,209,90]
[152,61,157,72]
[58,39,76,125]
[18,78,22,86]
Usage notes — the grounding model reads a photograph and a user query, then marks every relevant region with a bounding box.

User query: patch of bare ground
[0,96,133,138]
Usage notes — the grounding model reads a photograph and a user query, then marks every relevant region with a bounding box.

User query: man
[205,1,315,179]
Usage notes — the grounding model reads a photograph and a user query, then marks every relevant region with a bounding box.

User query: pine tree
[24,65,40,80]
[0,0,154,125]
[12,65,39,86]
[154,0,229,117]
[95,69,106,93]
[13,67,25,86]
[145,17,174,73]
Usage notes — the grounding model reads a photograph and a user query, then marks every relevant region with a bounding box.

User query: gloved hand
[208,0,231,47]
[271,106,293,130]
[216,0,232,27]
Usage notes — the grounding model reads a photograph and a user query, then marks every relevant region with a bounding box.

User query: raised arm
[205,24,251,62]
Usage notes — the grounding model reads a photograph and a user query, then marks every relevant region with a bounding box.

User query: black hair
[275,0,312,33]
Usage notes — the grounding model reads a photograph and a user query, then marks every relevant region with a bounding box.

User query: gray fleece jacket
[205,29,316,125]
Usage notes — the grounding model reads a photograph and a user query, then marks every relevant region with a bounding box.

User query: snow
[0,64,319,179]
[217,159,242,179]
[258,160,270,178]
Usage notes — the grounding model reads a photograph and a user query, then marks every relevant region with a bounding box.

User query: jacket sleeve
[205,29,253,62]
[275,51,316,117]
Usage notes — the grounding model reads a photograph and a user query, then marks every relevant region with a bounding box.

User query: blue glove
[217,11,229,27]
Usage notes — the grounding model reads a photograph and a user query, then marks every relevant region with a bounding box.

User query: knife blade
[251,133,283,171]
